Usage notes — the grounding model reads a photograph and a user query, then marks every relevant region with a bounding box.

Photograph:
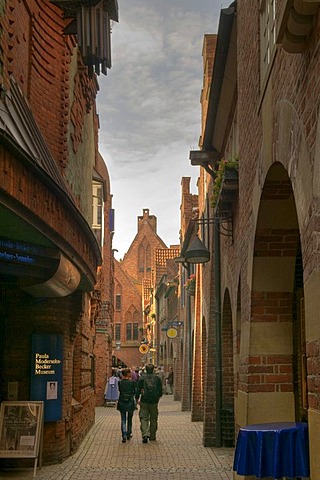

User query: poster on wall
[0,401,43,459]
[30,334,63,422]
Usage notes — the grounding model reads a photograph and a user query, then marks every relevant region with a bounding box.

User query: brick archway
[221,289,235,446]
[240,162,306,425]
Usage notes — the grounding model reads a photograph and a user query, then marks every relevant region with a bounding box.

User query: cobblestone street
[0,396,234,480]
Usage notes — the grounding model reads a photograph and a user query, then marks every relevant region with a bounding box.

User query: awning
[21,252,80,297]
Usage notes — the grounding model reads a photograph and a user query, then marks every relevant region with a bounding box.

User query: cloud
[97,0,221,257]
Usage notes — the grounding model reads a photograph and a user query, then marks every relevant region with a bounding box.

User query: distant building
[113,209,179,369]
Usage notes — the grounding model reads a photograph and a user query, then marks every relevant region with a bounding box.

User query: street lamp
[184,235,210,264]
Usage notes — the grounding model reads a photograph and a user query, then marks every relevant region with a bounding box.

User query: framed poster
[0,401,43,459]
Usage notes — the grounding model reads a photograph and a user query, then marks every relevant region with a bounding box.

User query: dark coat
[117,379,136,412]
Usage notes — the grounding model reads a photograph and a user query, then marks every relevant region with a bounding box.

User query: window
[133,323,139,341]
[260,0,276,79]
[92,181,104,246]
[115,294,121,311]
[126,323,132,341]
[115,323,121,341]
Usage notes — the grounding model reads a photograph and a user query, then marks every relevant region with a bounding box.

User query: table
[233,422,310,478]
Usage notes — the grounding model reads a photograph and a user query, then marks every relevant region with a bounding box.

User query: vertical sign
[30,334,63,422]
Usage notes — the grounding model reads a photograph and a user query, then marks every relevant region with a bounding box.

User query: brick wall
[0,0,106,464]
[0,285,95,464]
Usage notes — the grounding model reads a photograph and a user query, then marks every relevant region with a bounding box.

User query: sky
[97,0,225,259]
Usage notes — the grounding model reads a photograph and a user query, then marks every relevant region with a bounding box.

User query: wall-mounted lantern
[51,0,119,77]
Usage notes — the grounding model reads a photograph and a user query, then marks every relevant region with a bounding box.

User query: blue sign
[30,334,63,422]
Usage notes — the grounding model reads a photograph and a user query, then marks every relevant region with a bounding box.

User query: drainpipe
[214,218,222,447]
[187,264,192,409]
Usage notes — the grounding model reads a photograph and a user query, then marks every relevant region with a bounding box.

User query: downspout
[214,218,222,446]
[187,264,192,409]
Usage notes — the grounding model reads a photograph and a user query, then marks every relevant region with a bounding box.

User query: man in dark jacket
[135,363,162,443]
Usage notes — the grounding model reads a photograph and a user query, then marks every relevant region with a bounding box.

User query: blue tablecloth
[233,422,310,478]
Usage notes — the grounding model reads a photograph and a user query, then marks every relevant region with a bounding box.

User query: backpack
[143,374,158,402]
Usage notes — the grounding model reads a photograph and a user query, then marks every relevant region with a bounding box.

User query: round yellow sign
[139,344,149,354]
[167,327,178,339]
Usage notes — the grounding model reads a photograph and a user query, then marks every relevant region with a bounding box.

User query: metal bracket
[216,212,233,243]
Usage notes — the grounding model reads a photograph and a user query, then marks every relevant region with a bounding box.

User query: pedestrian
[155,365,165,388]
[117,368,136,443]
[166,367,173,395]
[135,363,163,443]
[131,367,139,382]
[104,369,120,405]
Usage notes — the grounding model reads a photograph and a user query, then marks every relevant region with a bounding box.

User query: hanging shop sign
[139,344,149,354]
[166,327,178,339]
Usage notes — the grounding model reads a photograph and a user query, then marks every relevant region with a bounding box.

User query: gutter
[202,3,236,151]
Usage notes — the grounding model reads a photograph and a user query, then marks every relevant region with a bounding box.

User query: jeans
[120,410,133,438]
[139,402,159,439]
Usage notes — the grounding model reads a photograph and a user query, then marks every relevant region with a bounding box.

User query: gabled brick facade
[113,209,173,369]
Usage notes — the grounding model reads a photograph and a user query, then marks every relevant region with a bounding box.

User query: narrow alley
[0,396,234,480]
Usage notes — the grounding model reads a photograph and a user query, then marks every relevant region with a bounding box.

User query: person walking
[166,367,174,395]
[116,368,136,443]
[135,363,162,443]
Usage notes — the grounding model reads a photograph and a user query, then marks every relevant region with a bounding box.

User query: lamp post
[175,256,192,409]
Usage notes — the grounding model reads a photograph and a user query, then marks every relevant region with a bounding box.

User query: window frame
[126,323,132,341]
[115,294,121,311]
[115,323,121,341]
[92,180,104,246]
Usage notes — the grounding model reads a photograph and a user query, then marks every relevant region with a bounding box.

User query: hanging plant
[211,155,239,209]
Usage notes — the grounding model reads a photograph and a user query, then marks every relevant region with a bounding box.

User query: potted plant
[184,274,196,296]
[211,155,239,209]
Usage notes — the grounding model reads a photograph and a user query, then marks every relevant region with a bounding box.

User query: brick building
[184,0,320,477]
[0,0,117,464]
[113,209,180,372]
[93,154,115,407]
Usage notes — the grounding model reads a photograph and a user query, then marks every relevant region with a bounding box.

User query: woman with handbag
[117,368,136,443]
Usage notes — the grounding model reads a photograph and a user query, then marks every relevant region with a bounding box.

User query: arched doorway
[246,162,306,423]
[221,289,235,446]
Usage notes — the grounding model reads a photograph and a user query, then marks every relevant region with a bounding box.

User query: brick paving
[0,396,234,479]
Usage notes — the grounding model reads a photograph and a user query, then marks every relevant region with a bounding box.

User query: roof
[202,3,237,152]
